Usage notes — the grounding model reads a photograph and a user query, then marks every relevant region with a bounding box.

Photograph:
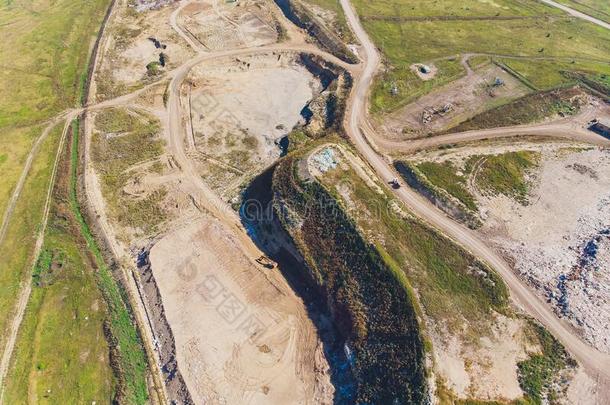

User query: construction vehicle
[256,255,277,269]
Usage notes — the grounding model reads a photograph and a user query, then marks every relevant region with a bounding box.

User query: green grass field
[3,126,115,403]
[0,123,63,352]
[0,0,110,213]
[555,0,610,23]
[346,0,610,113]
[0,0,111,346]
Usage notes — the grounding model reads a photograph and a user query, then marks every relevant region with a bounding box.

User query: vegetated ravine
[241,157,428,404]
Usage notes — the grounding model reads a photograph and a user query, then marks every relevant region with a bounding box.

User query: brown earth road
[2,0,609,400]
[368,110,610,154]
[339,0,610,390]
[0,115,74,402]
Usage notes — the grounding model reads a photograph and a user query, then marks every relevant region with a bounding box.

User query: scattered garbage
[421,103,453,124]
[312,147,338,173]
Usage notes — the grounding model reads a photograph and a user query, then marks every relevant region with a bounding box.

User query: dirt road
[539,0,610,29]
[3,0,608,401]
[339,0,610,385]
[370,114,610,153]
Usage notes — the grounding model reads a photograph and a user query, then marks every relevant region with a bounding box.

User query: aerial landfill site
[0,0,609,404]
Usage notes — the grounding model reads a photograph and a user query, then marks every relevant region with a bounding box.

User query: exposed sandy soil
[186,52,320,199]
[94,0,195,101]
[479,146,610,354]
[378,63,530,139]
[429,314,537,401]
[180,0,278,51]
[149,217,333,404]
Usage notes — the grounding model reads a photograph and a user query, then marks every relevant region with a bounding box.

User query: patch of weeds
[146,61,161,76]
[32,249,64,287]
[518,323,575,404]
[416,161,477,211]
[447,88,585,132]
[473,151,539,203]
[92,108,166,234]
[287,129,311,153]
[0,154,7,165]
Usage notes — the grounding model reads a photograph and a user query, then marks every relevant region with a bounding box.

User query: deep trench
[240,165,356,404]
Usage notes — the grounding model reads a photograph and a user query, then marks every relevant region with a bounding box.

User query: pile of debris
[422,103,453,124]
[133,0,175,13]
[311,147,338,173]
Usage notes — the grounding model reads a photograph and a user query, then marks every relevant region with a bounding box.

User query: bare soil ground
[180,0,279,51]
[94,0,195,101]
[84,1,339,401]
[378,63,530,139]
[408,140,610,356]
[186,52,321,200]
[481,146,610,354]
[149,217,333,404]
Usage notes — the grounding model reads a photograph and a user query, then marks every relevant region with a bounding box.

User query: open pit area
[402,140,610,357]
[149,217,333,404]
[184,51,346,202]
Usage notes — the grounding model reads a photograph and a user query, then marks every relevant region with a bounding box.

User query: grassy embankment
[3,124,115,403]
[396,150,539,221]
[475,151,539,204]
[272,153,428,403]
[445,87,586,132]
[91,108,167,238]
[345,0,610,113]
[270,141,559,402]
[0,0,111,348]
[312,143,569,403]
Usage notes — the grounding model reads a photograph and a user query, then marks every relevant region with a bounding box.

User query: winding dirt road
[339,0,610,387]
[2,0,609,401]
[369,110,610,153]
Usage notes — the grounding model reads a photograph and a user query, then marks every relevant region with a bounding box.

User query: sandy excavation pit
[149,217,333,405]
[186,52,322,199]
[180,0,279,51]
